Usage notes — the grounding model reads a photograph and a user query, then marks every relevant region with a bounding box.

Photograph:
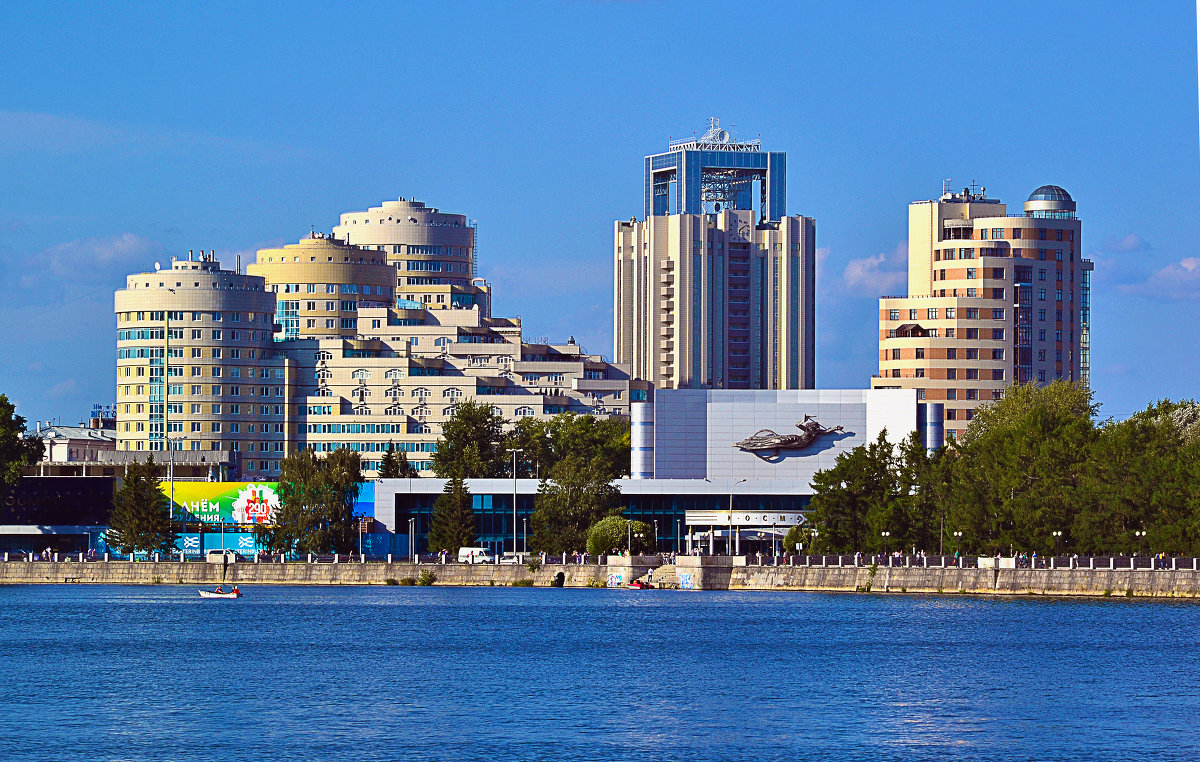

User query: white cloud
[19,233,164,288]
[842,241,907,295]
[1120,257,1200,301]
[1105,233,1151,253]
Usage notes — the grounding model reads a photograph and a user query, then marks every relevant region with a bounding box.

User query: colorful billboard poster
[163,482,279,524]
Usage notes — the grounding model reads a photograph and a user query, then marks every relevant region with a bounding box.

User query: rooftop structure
[645,117,786,221]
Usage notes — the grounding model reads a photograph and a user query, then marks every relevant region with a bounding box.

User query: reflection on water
[0,586,1195,758]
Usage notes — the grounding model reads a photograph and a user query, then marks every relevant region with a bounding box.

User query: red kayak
[627,579,654,589]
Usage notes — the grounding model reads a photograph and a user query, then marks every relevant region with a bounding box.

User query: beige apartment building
[872,185,1092,443]
[114,254,292,479]
[116,244,642,477]
[332,197,475,290]
[247,234,396,340]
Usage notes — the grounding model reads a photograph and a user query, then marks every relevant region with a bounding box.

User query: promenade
[3,553,1200,598]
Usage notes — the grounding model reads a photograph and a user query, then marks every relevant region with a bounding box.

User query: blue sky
[0,0,1196,426]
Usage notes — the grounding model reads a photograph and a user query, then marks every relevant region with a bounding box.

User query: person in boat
[213,585,224,594]
[231,585,240,595]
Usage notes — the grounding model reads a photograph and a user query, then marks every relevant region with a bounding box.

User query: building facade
[114,254,290,479]
[116,248,641,478]
[332,197,476,290]
[872,185,1092,443]
[615,120,816,391]
[375,388,939,555]
[247,234,396,340]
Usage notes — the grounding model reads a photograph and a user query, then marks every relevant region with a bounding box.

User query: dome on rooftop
[1027,185,1072,203]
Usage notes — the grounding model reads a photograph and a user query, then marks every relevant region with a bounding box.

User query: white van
[457,547,495,564]
[206,549,240,564]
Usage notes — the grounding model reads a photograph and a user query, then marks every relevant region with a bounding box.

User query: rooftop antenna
[942,178,952,195]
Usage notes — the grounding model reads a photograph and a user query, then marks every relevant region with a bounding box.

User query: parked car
[498,552,528,565]
[457,547,495,564]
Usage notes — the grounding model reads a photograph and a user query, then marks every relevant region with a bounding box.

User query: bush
[512,578,535,587]
[400,577,417,586]
[587,515,653,556]
[417,569,436,586]
[385,578,399,586]
[526,557,542,573]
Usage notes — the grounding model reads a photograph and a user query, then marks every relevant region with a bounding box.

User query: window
[960,248,974,259]
[1038,289,1047,301]
[888,310,899,321]
[966,389,978,401]
[991,228,1004,239]
[515,406,536,417]
[915,368,925,378]
[908,309,918,320]
[992,369,1005,380]
[992,309,1004,320]
[1038,249,1047,261]
[1037,349,1047,361]
[943,249,955,261]
[412,387,431,398]
[965,369,978,380]
[992,329,1005,340]
[915,348,925,359]
[965,308,978,319]
[352,369,371,380]
[991,289,1004,299]
[947,348,957,360]
[1012,229,1022,239]
[945,308,955,319]
[441,405,458,416]
[946,368,957,380]
[992,349,1004,360]
[1038,329,1047,341]
[966,268,977,279]
[965,329,979,340]
[443,387,463,398]
[1055,249,1063,261]
[947,389,957,400]
[926,308,938,320]
[980,228,988,240]
[891,348,901,360]
[1038,229,1047,240]
[966,288,976,297]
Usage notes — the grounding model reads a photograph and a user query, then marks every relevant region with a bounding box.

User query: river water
[0,585,1195,759]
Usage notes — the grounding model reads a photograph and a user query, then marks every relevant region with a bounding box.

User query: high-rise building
[614,119,815,390]
[872,184,1093,443]
[332,197,476,290]
[246,234,396,340]
[114,254,291,478]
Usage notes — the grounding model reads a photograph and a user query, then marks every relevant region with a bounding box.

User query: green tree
[0,394,43,493]
[586,515,652,556]
[255,447,361,554]
[545,413,631,479]
[431,401,507,478]
[379,442,418,479]
[947,381,1096,554]
[530,455,620,554]
[426,476,476,554]
[107,457,176,555]
[806,432,896,552]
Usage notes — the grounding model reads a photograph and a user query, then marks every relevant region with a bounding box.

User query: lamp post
[1052,530,1063,555]
[1134,530,1146,557]
[881,531,891,559]
[729,478,747,556]
[408,517,415,560]
[676,518,681,553]
[167,435,186,557]
[506,447,523,554]
[522,518,527,554]
[653,520,658,552]
[952,530,963,562]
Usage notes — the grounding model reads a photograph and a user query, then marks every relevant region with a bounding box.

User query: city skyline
[1,1,1197,424]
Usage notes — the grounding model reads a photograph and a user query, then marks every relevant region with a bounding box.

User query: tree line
[795,382,1200,558]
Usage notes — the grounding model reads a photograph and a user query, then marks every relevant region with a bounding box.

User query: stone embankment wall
[721,565,1200,597]
[3,560,1200,597]
[0,560,606,587]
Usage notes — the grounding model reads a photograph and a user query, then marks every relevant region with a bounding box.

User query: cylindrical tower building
[114,254,284,479]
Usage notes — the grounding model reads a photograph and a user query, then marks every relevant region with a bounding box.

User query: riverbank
[3,559,1200,598]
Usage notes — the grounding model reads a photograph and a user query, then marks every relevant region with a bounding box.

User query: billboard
[163,482,279,524]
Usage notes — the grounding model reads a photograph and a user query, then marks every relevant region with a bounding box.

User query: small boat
[198,589,242,599]
[627,579,654,590]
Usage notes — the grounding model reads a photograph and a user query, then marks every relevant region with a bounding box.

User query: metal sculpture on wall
[733,416,844,460]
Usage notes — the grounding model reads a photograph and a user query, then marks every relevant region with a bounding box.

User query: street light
[676,518,681,553]
[729,478,747,556]
[522,518,527,554]
[408,517,415,560]
[1134,530,1147,557]
[167,435,186,558]
[506,448,523,554]
[1052,530,1063,555]
[881,531,892,558]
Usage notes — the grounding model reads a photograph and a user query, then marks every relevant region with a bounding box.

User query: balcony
[660,287,675,299]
